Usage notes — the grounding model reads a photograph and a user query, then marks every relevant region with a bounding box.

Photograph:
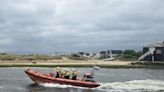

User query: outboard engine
[83,72,95,82]
[82,66,100,82]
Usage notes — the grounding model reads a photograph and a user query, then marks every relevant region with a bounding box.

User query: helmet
[63,68,69,71]
[72,68,76,71]
[57,67,60,69]
[55,67,61,71]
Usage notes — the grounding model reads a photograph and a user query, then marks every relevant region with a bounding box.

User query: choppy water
[0,67,164,92]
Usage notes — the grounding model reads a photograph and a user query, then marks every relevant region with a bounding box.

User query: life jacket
[63,71,70,76]
[72,71,77,76]
[55,69,62,78]
[56,69,61,74]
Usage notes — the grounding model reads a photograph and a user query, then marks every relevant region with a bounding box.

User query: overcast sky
[0,0,164,54]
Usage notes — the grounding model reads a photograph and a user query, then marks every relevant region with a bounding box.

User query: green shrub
[67,54,86,60]
[0,53,63,61]
[119,50,142,61]
[0,54,16,60]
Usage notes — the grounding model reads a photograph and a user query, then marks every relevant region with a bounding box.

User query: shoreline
[0,59,164,68]
[0,63,164,69]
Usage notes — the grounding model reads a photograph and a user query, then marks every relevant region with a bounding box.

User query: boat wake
[98,79,164,92]
[40,83,76,88]
[39,79,164,92]
[0,86,3,89]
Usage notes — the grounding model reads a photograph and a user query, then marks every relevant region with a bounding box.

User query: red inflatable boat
[25,69,100,88]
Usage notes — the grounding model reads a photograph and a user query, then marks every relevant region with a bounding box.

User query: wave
[98,79,164,91]
[39,79,164,92]
[40,83,75,88]
[0,85,5,90]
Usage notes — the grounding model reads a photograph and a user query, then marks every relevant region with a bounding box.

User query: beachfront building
[77,52,94,58]
[94,52,101,59]
[138,41,164,61]
[98,50,123,59]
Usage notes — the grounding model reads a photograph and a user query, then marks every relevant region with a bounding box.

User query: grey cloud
[0,0,164,53]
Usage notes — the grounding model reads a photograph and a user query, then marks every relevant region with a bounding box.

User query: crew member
[55,67,62,78]
[71,69,78,80]
[62,69,70,79]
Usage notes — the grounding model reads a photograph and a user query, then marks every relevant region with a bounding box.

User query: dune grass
[0,63,164,69]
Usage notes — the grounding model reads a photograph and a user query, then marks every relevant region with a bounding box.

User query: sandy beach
[0,57,164,68]
[0,56,132,65]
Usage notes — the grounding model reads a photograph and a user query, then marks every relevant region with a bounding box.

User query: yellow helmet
[63,68,69,71]
[55,67,61,71]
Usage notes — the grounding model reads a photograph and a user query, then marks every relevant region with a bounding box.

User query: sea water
[0,67,164,92]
